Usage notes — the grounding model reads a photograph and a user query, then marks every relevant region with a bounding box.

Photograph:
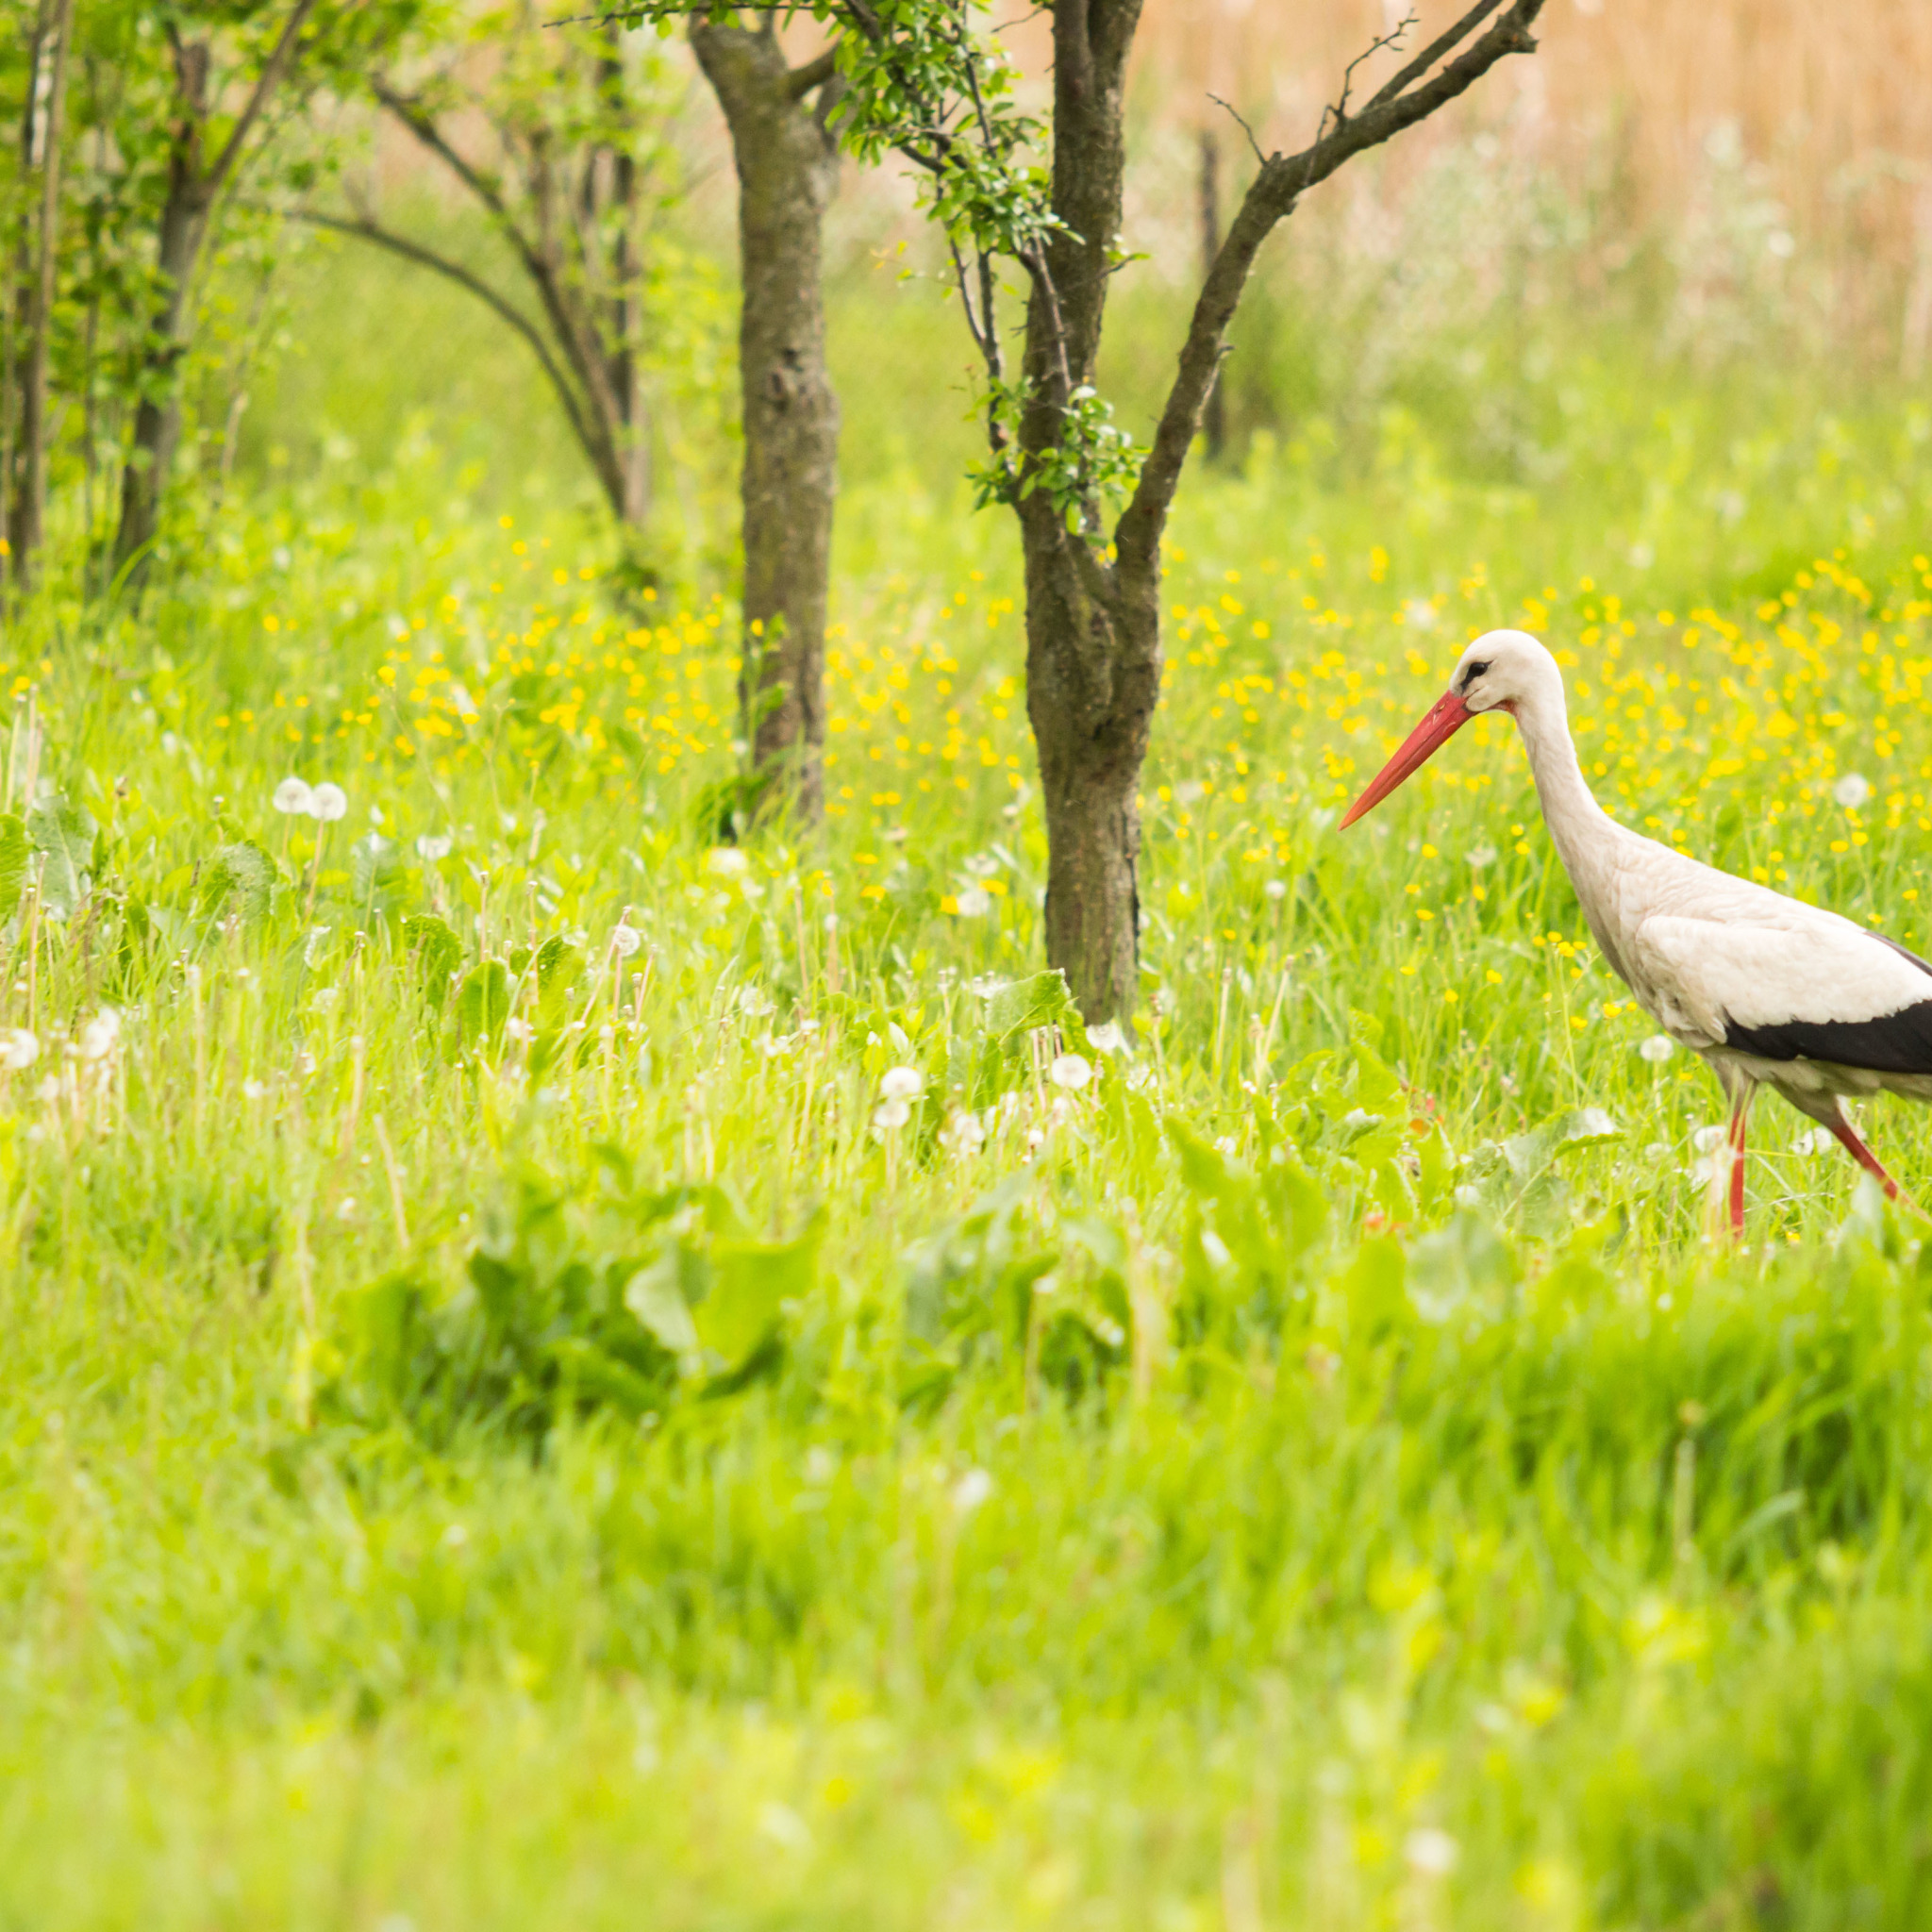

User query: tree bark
[691,22,841,822]
[1197,128,1224,463]
[113,0,318,578]
[6,0,73,591]
[113,42,208,578]
[1017,0,1146,1021]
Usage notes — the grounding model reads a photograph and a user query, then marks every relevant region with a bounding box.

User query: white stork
[1342,628,1932,1237]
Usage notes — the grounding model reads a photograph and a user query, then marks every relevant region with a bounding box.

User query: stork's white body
[1346,629,1932,1228]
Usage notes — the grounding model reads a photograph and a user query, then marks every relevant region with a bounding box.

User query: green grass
[8,244,1932,1925]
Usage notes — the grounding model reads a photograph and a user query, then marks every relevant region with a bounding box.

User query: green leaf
[455,959,511,1047]
[982,968,1073,1042]
[204,840,276,924]
[623,1251,703,1362]
[27,794,96,919]
[696,1206,824,1368]
[533,936,583,1024]
[402,914,463,1002]
[1502,1107,1623,1182]
[350,831,409,920]
[0,814,28,924]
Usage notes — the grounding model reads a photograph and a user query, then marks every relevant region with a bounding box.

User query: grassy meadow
[8,150,1932,1928]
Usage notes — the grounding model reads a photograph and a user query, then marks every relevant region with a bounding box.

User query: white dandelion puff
[415,833,453,861]
[1048,1054,1092,1090]
[1639,1035,1674,1062]
[1691,1124,1725,1155]
[77,1010,121,1061]
[1835,774,1871,809]
[872,1097,911,1131]
[609,924,642,958]
[273,777,313,815]
[706,847,749,876]
[953,885,991,918]
[308,782,348,823]
[1404,1828,1458,1877]
[1263,877,1288,901]
[0,1028,38,1070]
[1086,1021,1125,1056]
[879,1066,924,1101]
[951,1468,993,1515]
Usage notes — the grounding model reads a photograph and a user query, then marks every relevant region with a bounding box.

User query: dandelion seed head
[77,1010,121,1061]
[1639,1035,1674,1062]
[872,1097,911,1131]
[608,924,642,958]
[1691,1124,1725,1154]
[273,777,313,815]
[309,782,348,823]
[1404,1828,1458,1878]
[879,1066,924,1101]
[953,885,991,918]
[416,833,453,861]
[1048,1054,1091,1091]
[952,1468,993,1515]
[1835,774,1871,808]
[1086,1021,1125,1055]
[1263,878,1287,901]
[0,1029,38,1070]
[706,847,749,876]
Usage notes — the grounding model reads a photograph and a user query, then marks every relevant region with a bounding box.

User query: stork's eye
[1462,659,1491,686]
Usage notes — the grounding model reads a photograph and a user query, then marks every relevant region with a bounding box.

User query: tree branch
[370,75,514,224]
[786,44,840,98]
[279,207,600,460]
[204,0,322,197]
[1114,0,1545,577]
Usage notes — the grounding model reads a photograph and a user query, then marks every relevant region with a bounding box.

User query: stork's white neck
[1507,676,1620,899]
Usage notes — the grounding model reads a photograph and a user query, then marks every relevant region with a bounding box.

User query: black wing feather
[1724,934,1932,1074]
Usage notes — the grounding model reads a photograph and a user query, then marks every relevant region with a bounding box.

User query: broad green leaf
[27,794,96,919]
[0,813,27,924]
[697,1207,824,1367]
[350,831,408,918]
[205,840,276,923]
[623,1252,702,1362]
[455,958,511,1046]
[402,914,463,1001]
[1503,1107,1623,1182]
[982,968,1073,1041]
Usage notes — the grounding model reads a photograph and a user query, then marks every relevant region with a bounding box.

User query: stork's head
[1341,628,1559,828]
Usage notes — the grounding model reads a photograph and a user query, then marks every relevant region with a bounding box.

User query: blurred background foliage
[8,0,1928,600]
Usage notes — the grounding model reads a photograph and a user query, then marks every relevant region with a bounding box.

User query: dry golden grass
[1133,0,1932,306]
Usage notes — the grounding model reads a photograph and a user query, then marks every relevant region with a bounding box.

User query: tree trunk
[7,0,74,590]
[1017,0,1146,1021]
[112,43,209,579]
[691,23,841,822]
[1198,128,1224,464]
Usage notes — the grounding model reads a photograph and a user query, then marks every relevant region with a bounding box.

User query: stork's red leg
[1826,1108,1907,1201]
[1728,1107,1748,1239]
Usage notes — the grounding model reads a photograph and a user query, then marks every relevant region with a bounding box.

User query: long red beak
[1340,690,1472,828]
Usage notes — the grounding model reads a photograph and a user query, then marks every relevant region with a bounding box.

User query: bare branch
[1115,0,1546,578]
[1367,0,1506,108]
[1207,92,1264,171]
[370,76,514,224]
[1321,9,1416,137]
[204,0,322,196]
[279,208,599,458]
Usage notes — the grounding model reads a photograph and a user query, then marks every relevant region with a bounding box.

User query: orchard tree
[348,5,709,540]
[689,18,842,822]
[854,0,1550,1021]
[110,0,375,578]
